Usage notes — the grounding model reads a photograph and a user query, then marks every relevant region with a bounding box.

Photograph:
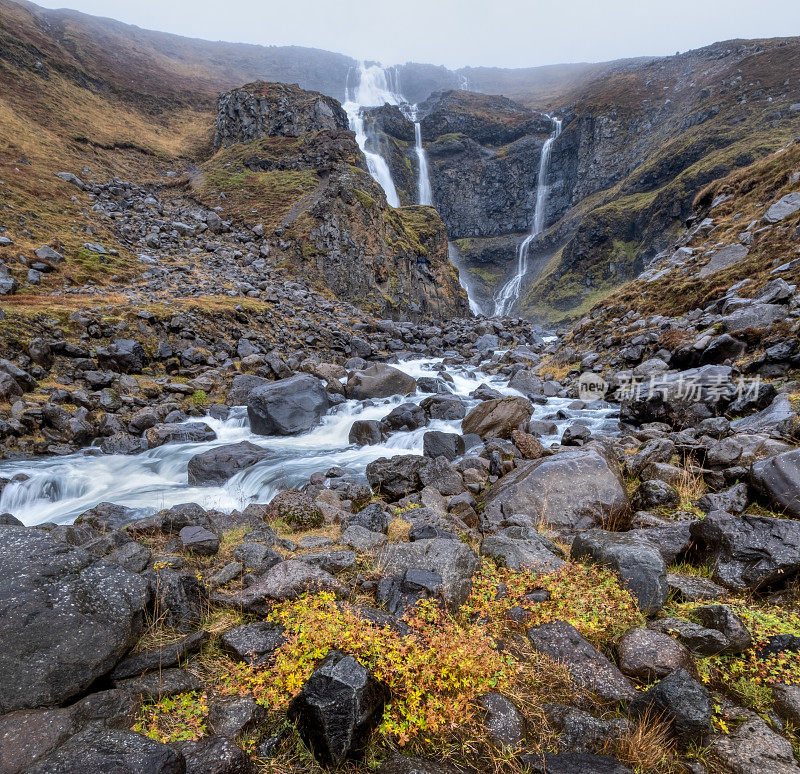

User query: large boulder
[691,511,800,590]
[145,423,216,449]
[620,365,734,429]
[0,526,149,713]
[366,455,429,500]
[288,650,387,767]
[226,373,270,406]
[571,530,667,614]
[346,364,416,400]
[712,715,800,774]
[248,374,329,435]
[751,448,800,519]
[630,669,711,746]
[617,628,695,681]
[481,447,629,535]
[526,621,635,703]
[461,396,533,440]
[481,527,565,573]
[379,538,479,608]
[187,441,272,486]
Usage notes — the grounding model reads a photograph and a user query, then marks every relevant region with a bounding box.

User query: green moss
[354,189,376,209]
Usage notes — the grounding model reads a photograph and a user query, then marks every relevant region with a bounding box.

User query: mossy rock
[264,490,323,530]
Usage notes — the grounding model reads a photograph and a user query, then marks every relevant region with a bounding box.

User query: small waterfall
[493,116,563,317]
[343,63,402,207]
[449,242,484,316]
[413,115,433,206]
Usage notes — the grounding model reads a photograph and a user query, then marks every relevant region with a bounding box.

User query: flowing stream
[494,117,563,317]
[0,357,618,527]
[413,114,433,207]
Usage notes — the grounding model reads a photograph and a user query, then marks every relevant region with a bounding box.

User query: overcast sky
[36,0,800,69]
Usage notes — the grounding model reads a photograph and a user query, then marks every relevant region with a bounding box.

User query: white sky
[35,0,800,69]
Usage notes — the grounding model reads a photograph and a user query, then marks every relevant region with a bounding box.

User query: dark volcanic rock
[520,753,634,774]
[571,529,668,614]
[366,454,429,500]
[247,374,329,436]
[751,448,800,519]
[145,422,216,448]
[461,396,533,439]
[0,526,149,713]
[95,339,148,374]
[187,441,272,486]
[346,363,417,400]
[288,650,388,767]
[527,620,635,703]
[175,734,256,774]
[691,511,800,590]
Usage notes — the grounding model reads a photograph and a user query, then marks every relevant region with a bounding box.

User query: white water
[494,117,563,317]
[449,242,484,317]
[413,118,433,206]
[343,63,402,207]
[0,357,618,527]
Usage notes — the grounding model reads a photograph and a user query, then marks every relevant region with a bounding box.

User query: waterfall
[413,116,433,206]
[449,242,484,316]
[493,116,563,317]
[343,63,402,207]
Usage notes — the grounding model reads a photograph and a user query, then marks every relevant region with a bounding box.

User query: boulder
[721,304,786,333]
[423,431,465,461]
[115,668,201,700]
[520,753,633,774]
[377,756,458,774]
[712,715,800,774]
[348,419,383,446]
[144,568,206,632]
[175,735,256,774]
[248,374,329,436]
[366,455,429,500]
[187,442,272,486]
[179,525,220,556]
[617,628,695,681]
[477,692,525,747]
[346,364,416,400]
[226,373,270,406]
[481,448,629,535]
[27,728,183,773]
[649,617,729,656]
[630,669,711,746]
[221,622,286,666]
[288,650,388,767]
[763,191,800,223]
[207,695,266,739]
[481,527,565,573]
[420,394,466,420]
[145,423,216,448]
[526,621,635,703]
[225,560,346,613]
[380,403,426,433]
[264,490,323,529]
[691,511,800,590]
[571,529,668,614]
[751,448,800,519]
[694,604,752,654]
[0,526,149,713]
[110,630,209,680]
[379,538,479,608]
[461,396,533,439]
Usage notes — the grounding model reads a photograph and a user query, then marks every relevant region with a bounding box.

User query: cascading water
[413,115,433,206]
[0,356,618,526]
[449,242,484,316]
[493,116,563,317]
[343,63,402,207]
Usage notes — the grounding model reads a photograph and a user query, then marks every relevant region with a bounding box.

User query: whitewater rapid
[0,357,618,527]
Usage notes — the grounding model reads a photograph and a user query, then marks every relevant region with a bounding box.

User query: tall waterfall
[413,115,433,206]
[493,116,563,317]
[449,243,484,316]
[343,63,402,207]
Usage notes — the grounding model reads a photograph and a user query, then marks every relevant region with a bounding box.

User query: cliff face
[207,83,469,320]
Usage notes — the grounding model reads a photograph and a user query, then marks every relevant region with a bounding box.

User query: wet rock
[461,396,533,439]
[0,526,149,712]
[630,669,711,746]
[287,650,388,767]
[526,621,635,703]
[376,756,458,774]
[773,684,800,725]
[346,363,417,400]
[348,419,383,446]
[231,542,282,573]
[27,728,183,773]
[300,549,357,573]
[380,402,426,433]
[617,627,696,681]
[264,490,323,529]
[366,454,429,500]
[481,528,565,572]
[207,695,266,739]
[76,502,138,532]
[482,447,629,535]
[175,734,256,774]
[115,667,201,700]
[145,422,216,448]
[420,394,466,420]
[691,511,800,590]
[649,617,729,656]
[694,604,752,654]
[187,441,272,486]
[346,502,391,533]
[520,753,633,774]
[478,692,525,747]
[423,430,465,460]
[179,525,220,556]
[696,482,749,515]
[571,529,668,614]
[711,715,800,774]
[226,373,270,406]
[751,448,800,519]
[340,525,387,552]
[666,573,726,601]
[545,704,629,755]
[110,630,209,680]
[221,622,286,665]
[225,560,346,612]
[144,567,207,632]
[247,374,329,436]
[380,538,479,608]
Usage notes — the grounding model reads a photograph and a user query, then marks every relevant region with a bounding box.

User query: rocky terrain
[1,2,800,773]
